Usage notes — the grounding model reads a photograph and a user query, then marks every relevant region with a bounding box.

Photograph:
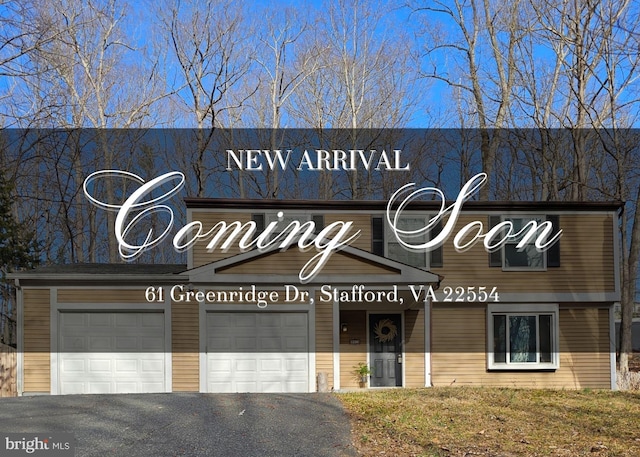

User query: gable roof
[185,243,441,286]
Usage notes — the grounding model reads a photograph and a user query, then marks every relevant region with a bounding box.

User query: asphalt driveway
[0,393,357,457]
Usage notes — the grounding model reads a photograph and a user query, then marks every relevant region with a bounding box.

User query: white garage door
[58,312,165,395]
[206,312,309,393]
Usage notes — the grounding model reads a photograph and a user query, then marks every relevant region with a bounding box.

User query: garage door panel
[61,382,84,395]
[260,358,282,371]
[88,358,111,373]
[208,337,231,351]
[89,337,112,351]
[88,313,111,327]
[259,337,282,350]
[141,336,164,351]
[60,336,86,351]
[206,312,309,393]
[235,314,257,327]
[58,312,166,394]
[258,314,281,327]
[285,336,307,351]
[285,358,307,372]
[115,382,137,392]
[235,358,258,372]
[61,358,85,373]
[286,380,308,391]
[235,337,257,350]
[208,313,231,327]
[61,313,86,326]
[285,314,306,326]
[115,359,137,373]
[88,382,111,394]
[115,337,137,350]
[141,313,164,328]
[141,359,164,373]
[115,314,138,327]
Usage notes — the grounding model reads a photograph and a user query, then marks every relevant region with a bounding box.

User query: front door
[369,313,402,387]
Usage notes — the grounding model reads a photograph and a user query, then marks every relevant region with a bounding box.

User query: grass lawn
[338,387,640,457]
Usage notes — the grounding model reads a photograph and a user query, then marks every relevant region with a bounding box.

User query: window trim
[487,303,559,371]
[500,215,548,272]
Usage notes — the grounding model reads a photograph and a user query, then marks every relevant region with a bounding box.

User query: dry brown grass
[338,387,640,457]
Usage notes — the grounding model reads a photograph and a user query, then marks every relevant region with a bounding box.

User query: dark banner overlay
[4,129,627,353]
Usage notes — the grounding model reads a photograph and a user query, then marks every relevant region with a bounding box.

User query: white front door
[205,312,309,393]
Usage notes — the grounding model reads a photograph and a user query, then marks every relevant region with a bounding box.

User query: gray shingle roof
[13,263,187,276]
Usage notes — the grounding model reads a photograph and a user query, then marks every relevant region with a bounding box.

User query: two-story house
[10,198,621,395]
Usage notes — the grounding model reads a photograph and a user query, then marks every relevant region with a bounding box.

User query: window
[488,304,559,370]
[260,212,323,242]
[371,215,442,269]
[387,216,428,268]
[488,214,561,270]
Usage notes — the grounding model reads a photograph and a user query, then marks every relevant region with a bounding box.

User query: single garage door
[206,312,309,393]
[58,312,166,394]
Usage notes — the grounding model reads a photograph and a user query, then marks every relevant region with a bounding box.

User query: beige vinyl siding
[431,304,611,389]
[191,211,252,267]
[57,289,148,303]
[315,292,333,390]
[404,308,425,388]
[218,249,398,276]
[23,289,50,393]
[432,214,615,293]
[339,310,367,389]
[171,301,199,391]
[325,213,372,251]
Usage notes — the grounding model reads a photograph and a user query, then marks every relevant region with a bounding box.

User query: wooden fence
[0,343,17,397]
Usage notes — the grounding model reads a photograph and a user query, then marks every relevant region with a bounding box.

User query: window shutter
[489,215,502,267]
[312,214,324,234]
[251,214,265,243]
[429,220,443,268]
[252,213,265,232]
[372,217,384,256]
[546,215,560,267]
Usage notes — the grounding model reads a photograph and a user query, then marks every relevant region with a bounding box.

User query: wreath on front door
[373,318,398,343]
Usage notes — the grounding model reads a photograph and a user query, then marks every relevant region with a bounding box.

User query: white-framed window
[385,215,429,269]
[502,215,547,271]
[487,304,559,370]
[371,214,442,269]
[260,212,324,242]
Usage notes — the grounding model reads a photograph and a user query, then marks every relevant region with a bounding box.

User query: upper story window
[387,216,428,269]
[252,212,324,243]
[372,215,442,269]
[489,214,560,271]
[504,216,546,270]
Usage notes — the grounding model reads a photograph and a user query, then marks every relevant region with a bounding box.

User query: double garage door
[58,312,166,395]
[57,311,309,394]
[205,312,309,393]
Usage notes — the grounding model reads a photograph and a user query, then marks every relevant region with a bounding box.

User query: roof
[11,263,187,276]
[7,263,188,285]
[184,198,625,212]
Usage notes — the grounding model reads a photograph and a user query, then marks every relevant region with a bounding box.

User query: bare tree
[154,0,255,197]
[414,0,523,199]
[291,0,421,199]
[5,0,165,263]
